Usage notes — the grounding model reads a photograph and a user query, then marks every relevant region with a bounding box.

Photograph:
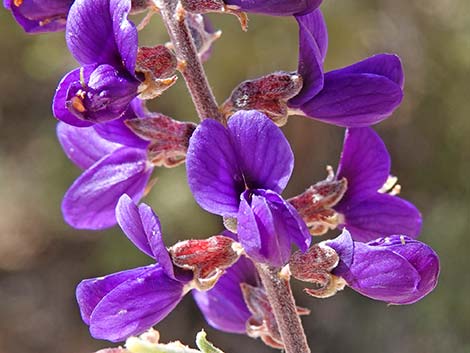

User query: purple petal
[66,0,136,69]
[336,127,390,205]
[115,194,154,258]
[238,190,309,266]
[228,110,294,194]
[93,99,149,148]
[327,54,404,88]
[337,193,422,242]
[89,265,185,342]
[138,202,175,279]
[94,118,149,148]
[332,235,439,304]
[111,0,138,73]
[299,72,403,127]
[186,119,244,217]
[57,122,121,170]
[62,147,152,230]
[53,66,95,127]
[289,9,327,107]
[193,256,258,333]
[341,242,421,304]
[224,0,322,16]
[325,229,354,272]
[5,0,72,33]
[369,236,439,304]
[76,264,156,325]
[65,64,139,124]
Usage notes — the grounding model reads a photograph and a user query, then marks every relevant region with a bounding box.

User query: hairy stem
[156,0,223,122]
[256,264,311,353]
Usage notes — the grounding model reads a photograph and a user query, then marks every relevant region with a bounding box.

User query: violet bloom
[58,102,152,229]
[290,127,422,242]
[288,10,404,127]
[224,0,321,16]
[193,255,257,333]
[53,0,140,126]
[326,229,439,304]
[334,127,422,241]
[186,110,310,266]
[76,195,192,342]
[3,0,73,33]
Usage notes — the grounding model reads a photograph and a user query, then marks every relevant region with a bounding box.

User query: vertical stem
[156,0,223,122]
[256,264,311,353]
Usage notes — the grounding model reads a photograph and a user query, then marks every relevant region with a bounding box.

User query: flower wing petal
[89,265,185,342]
[62,147,152,230]
[57,122,121,170]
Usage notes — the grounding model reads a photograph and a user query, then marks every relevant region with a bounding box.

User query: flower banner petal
[289,9,327,107]
[186,119,243,217]
[228,110,294,193]
[336,127,390,205]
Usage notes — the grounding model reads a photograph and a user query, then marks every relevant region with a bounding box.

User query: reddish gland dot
[14,0,23,7]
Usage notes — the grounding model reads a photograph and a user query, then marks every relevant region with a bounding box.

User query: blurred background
[1,0,469,352]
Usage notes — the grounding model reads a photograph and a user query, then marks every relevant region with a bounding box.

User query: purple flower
[186,110,310,266]
[326,229,439,304]
[289,127,421,242]
[288,10,404,127]
[334,127,422,242]
[76,195,192,342]
[224,0,322,16]
[57,104,152,229]
[53,0,140,126]
[193,255,257,333]
[4,0,73,33]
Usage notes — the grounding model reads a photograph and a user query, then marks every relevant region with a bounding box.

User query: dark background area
[1,0,469,352]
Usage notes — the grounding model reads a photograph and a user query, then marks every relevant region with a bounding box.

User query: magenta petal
[327,54,404,88]
[57,122,121,170]
[289,9,327,107]
[336,127,390,205]
[89,265,185,342]
[53,66,95,127]
[186,119,244,217]
[300,73,403,127]
[62,147,152,230]
[337,193,422,242]
[228,111,294,193]
[76,265,156,325]
[193,256,257,333]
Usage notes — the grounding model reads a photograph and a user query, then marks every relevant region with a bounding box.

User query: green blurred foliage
[1,1,470,353]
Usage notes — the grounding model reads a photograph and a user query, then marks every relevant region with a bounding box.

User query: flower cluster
[4,0,440,351]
